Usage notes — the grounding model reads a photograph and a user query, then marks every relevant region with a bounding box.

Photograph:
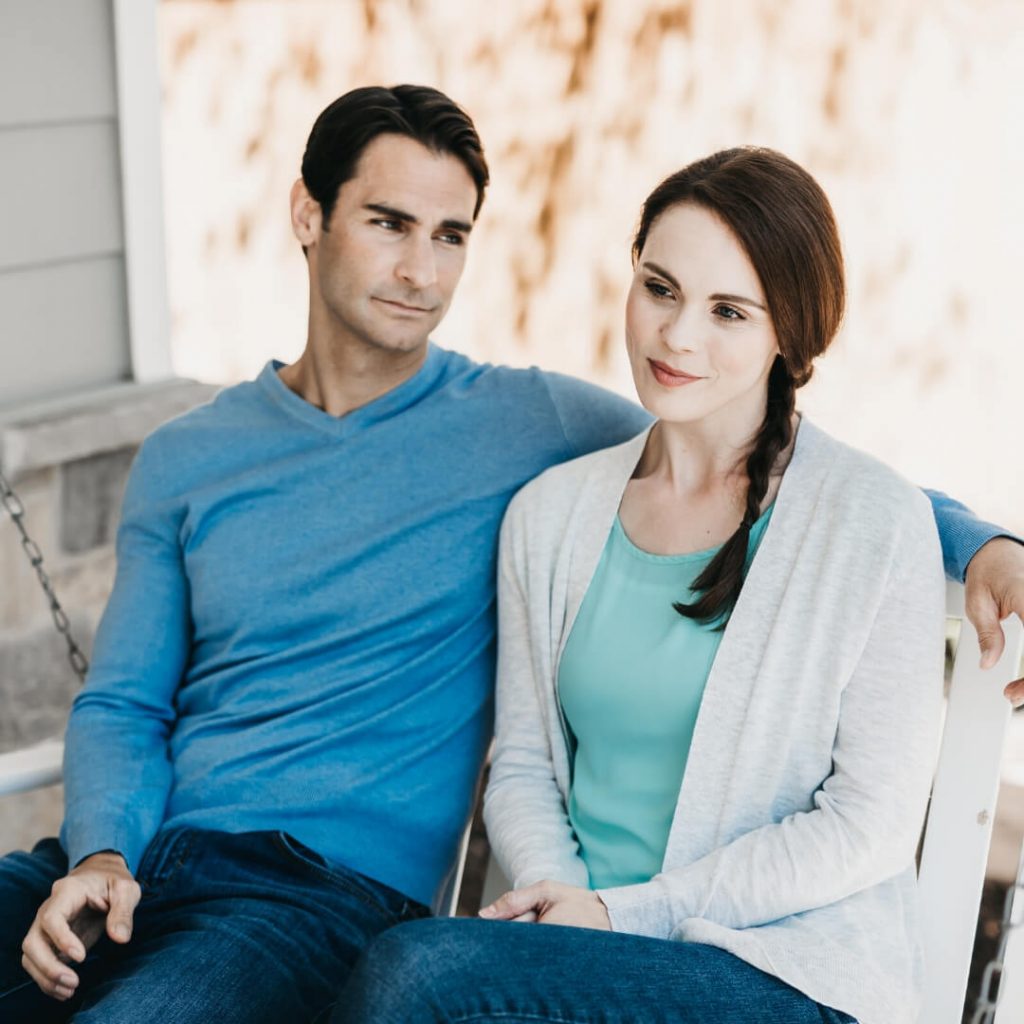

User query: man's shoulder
[130,376,273,495]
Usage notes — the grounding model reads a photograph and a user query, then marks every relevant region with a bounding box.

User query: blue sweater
[60,348,649,905]
[60,346,1008,905]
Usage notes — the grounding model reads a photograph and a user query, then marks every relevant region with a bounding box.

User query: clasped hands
[479,879,611,931]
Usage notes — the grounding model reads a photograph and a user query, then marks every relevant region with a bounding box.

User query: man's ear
[290,178,322,249]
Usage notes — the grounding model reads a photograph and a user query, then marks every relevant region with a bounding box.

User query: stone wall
[0,379,217,853]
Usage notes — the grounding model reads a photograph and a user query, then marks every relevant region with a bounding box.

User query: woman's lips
[648,359,704,388]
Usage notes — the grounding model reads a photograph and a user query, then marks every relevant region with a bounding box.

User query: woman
[333,148,945,1024]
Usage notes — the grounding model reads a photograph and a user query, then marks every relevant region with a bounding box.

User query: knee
[333,918,484,1023]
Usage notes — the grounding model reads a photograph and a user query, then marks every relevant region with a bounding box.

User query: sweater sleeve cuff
[596,878,676,939]
[60,817,143,875]
[925,489,1023,582]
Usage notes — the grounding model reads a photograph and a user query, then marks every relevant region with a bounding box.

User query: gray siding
[0,258,130,408]
[0,0,117,128]
[0,0,130,411]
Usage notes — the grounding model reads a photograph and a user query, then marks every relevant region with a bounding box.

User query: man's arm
[61,436,190,871]
[24,436,191,1000]
[927,489,1024,704]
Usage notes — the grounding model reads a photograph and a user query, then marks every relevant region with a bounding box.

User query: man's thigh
[71,827,428,1024]
[0,838,75,1023]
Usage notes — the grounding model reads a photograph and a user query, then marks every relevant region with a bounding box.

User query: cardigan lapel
[657,417,834,869]
[558,426,655,657]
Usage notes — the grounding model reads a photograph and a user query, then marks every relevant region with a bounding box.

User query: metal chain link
[0,468,89,681]
[971,836,1024,1023]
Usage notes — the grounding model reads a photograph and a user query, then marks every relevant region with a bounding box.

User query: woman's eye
[712,304,744,321]
[644,281,673,299]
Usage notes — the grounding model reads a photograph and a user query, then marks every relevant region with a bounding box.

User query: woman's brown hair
[632,147,845,625]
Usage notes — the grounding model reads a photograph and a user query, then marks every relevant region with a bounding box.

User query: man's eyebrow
[364,203,472,235]
[642,263,766,311]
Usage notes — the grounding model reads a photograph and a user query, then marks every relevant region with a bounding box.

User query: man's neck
[278,336,429,419]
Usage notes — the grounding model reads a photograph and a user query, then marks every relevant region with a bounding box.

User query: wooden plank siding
[0,0,117,129]
[0,0,130,409]
[0,258,130,408]
[0,122,124,272]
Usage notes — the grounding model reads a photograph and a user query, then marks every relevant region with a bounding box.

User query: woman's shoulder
[511,428,649,510]
[503,428,650,542]
[796,418,934,531]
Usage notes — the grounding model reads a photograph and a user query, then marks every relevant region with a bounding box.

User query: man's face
[300,134,478,358]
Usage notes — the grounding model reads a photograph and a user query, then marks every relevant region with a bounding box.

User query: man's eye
[644,281,672,299]
[712,304,744,321]
[373,219,401,231]
[437,232,465,246]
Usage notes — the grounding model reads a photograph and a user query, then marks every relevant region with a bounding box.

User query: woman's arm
[483,497,590,890]
[594,501,946,939]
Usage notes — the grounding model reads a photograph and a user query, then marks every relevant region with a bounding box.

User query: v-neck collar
[256,344,447,439]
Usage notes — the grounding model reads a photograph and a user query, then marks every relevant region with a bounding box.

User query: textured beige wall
[159,0,1023,530]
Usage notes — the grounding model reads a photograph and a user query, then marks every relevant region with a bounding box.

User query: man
[0,85,1021,1023]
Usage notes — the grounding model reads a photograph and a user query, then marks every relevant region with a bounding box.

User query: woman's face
[625,202,780,430]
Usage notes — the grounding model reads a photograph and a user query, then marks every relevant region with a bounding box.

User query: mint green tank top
[558,506,773,889]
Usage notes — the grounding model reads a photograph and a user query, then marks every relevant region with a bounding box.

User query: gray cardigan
[483,417,945,1024]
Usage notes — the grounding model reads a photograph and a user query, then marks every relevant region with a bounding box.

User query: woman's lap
[331,916,856,1024]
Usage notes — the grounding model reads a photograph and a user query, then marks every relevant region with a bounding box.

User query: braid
[673,357,797,627]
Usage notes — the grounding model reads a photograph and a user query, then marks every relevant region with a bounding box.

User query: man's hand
[21,851,140,1001]
[965,537,1024,706]
[479,880,611,931]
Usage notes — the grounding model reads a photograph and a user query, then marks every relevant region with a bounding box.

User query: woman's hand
[479,880,612,931]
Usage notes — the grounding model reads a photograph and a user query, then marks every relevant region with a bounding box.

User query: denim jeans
[0,828,428,1023]
[331,917,859,1024]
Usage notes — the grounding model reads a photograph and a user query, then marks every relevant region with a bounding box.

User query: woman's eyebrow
[642,262,767,312]
[710,292,767,311]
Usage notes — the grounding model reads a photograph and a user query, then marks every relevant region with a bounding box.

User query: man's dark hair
[301,84,489,227]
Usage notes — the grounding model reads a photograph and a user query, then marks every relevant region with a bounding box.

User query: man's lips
[648,359,704,387]
[374,297,434,315]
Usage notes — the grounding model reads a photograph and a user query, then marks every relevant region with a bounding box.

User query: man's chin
[360,331,434,359]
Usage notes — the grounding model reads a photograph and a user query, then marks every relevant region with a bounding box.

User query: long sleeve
[598,502,946,938]
[483,500,590,889]
[61,439,191,872]
[925,488,1021,582]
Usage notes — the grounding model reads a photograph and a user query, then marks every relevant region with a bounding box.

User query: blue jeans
[0,828,428,1023]
[332,917,859,1023]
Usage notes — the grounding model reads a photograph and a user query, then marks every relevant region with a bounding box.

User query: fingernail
[478,905,496,918]
[59,973,76,988]
[114,925,130,941]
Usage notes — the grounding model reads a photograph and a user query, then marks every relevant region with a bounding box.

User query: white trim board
[112,0,173,384]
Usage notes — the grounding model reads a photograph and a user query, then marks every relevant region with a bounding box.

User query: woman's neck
[634,399,769,498]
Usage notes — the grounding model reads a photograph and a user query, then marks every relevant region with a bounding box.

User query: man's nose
[395,235,438,290]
